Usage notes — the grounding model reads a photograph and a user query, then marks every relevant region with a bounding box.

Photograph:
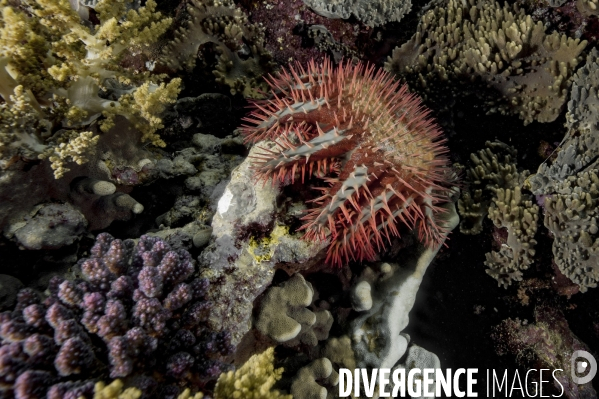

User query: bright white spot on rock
[218,188,234,216]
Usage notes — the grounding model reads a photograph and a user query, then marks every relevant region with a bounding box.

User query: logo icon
[571,350,597,384]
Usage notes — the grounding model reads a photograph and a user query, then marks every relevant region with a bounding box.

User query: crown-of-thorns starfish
[241,58,456,266]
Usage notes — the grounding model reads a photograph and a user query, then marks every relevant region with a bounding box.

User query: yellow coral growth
[0,0,180,176]
[214,347,291,399]
[88,380,141,399]
[39,130,99,178]
[177,389,204,399]
[247,225,289,263]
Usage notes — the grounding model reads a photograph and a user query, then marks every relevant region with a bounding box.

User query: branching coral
[0,0,181,178]
[213,347,291,399]
[302,0,411,27]
[459,141,539,287]
[0,234,233,398]
[91,380,142,399]
[157,0,274,98]
[290,358,338,399]
[385,0,587,125]
[530,49,599,292]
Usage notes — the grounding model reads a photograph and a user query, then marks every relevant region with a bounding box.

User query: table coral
[242,58,456,266]
[385,0,587,125]
[0,234,233,398]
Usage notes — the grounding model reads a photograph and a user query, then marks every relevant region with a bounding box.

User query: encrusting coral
[0,234,232,398]
[213,347,291,399]
[255,273,332,346]
[0,0,181,178]
[290,357,338,399]
[242,58,456,266]
[385,0,587,125]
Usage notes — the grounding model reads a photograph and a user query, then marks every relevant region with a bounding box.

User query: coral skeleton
[242,59,456,266]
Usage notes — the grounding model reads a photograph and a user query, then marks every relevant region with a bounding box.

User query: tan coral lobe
[242,59,456,266]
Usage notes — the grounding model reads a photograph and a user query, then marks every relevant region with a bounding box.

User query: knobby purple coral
[0,233,233,399]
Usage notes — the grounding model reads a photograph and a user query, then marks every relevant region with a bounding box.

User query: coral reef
[0,0,180,175]
[3,0,599,395]
[302,0,411,27]
[213,347,291,399]
[530,48,599,292]
[197,145,326,344]
[242,58,456,266]
[459,141,539,288]
[350,199,459,370]
[157,0,275,98]
[255,273,333,346]
[494,305,597,398]
[0,234,231,398]
[542,170,599,291]
[290,358,338,399]
[385,0,587,125]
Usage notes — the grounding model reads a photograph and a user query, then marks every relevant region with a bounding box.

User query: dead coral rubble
[385,0,587,125]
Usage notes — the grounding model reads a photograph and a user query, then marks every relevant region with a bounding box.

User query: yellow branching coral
[177,389,204,399]
[90,379,141,399]
[213,347,292,399]
[0,85,50,162]
[39,130,99,179]
[0,0,180,176]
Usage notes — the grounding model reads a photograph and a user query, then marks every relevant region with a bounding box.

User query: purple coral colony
[1,0,599,396]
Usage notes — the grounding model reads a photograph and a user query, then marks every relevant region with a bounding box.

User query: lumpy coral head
[241,58,456,266]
